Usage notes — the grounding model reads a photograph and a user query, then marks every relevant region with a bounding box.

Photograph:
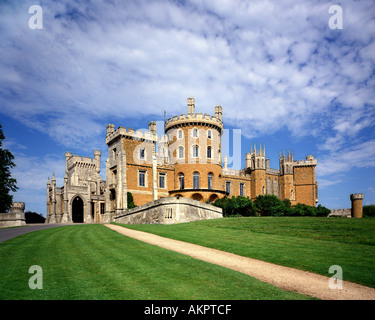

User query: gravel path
[105,223,375,300]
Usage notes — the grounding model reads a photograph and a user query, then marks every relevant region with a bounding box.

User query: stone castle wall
[114,196,223,225]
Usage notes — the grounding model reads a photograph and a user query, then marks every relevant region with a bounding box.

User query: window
[207,146,212,159]
[192,145,199,158]
[193,128,198,137]
[262,186,265,195]
[208,173,213,190]
[100,203,105,214]
[159,173,166,189]
[179,173,184,190]
[240,183,244,196]
[193,172,200,189]
[140,148,145,160]
[291,190,294,199]
[207,130,212,139]
[226,181,231,194]
[178,129,183,139]
[112,148,116,159]
[139,170,146,187]
[178,146,184,159]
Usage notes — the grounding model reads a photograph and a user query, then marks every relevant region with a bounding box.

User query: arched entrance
[72,196,84,223]
[209,194,218,204]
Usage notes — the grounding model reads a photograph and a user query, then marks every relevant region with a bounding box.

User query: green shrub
[213,196,256,217]
[363,205,375,218]
[127,192,136,209]
[254,195,286,217]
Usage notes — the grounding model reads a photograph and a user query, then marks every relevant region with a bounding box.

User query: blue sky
[1,0,375,215]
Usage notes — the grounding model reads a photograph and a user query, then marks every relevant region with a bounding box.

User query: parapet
[165,97,223,133]
[294,155,317,167]
[106,125,158,145]
[10,202,25,214]
[351,193,364,200]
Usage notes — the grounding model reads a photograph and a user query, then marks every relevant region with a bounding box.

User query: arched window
[207,146,212,159]
[193,128,198,137]
[208,173,213,189]
[207,129,212,139]
[179,173,185,190]
[192,145,199,158]
[178,146,184,159]
[193,172,200,189]
[178,129,183,139]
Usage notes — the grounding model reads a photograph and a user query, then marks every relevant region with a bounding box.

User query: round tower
[350,193,364,218]
[164,97,226,203]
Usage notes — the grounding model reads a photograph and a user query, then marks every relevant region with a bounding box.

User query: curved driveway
[0,224,70,243]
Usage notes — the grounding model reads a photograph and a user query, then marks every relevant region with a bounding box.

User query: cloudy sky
[1,0,374,214]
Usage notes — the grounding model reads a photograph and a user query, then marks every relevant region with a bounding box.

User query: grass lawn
[0,224,311,300]
[117,217,375,288]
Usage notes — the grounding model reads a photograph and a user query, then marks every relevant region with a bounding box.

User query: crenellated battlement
[106,125,157,145]
[294,155,317,167]
[351,193,364,200]
[165,97,223,133]
[10,202,25,213]
[65,151,101,172]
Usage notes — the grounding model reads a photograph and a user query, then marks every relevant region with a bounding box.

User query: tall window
[192,145,199,158]
[178,146,184,159]
[226,181,231,194]
[179,173,184,190]
[208,173,213,190]
[139,170,146,187]
[207,130,212,139]
[207,146,212,159]
[178,129,183,139]
[159,173,166,189]
[193,172,200,189]
[193,128,198,137]
[140,148,145,160]
[240,183,244,196]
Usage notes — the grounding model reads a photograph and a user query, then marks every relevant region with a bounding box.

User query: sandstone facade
[47,97,318,224]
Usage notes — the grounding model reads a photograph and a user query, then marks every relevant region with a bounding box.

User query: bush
[25,211,45,223]
[316,204,331,217]
[254,195,286,217]
[363,205,375,218]
[213,196,256,217]
[287,203,316,217]
[127,192,136,209]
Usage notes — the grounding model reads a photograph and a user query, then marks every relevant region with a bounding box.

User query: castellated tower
[351,193,364,218]
[246,145,266,199]
[279,151,295,203]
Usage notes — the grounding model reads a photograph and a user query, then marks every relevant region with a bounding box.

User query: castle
[46,98,318,224]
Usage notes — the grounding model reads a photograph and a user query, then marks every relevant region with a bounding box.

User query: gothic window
[159,173,166,189]
[178,146,184,159]
[226,181,231,194]
[192,145,199,158]
[193,172,200,189]
[267,178,271,195]
[207,146,212,159]
[178,129,183,139]
[240,183,245,196]
[179,173,185,190]
[208,173,213,190]
[139,170,146,187]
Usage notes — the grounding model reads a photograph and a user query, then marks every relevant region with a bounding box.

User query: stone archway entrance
[72,196,84,223]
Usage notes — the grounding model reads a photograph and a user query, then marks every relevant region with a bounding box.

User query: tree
[254,195,286,217]
[127,191,136,209]
[0,124,18,212]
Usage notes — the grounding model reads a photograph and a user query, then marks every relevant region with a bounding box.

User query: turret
[351,193,364,218]
[94,150,101,173]
[279,151,293,175]
[187,97,195,115]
